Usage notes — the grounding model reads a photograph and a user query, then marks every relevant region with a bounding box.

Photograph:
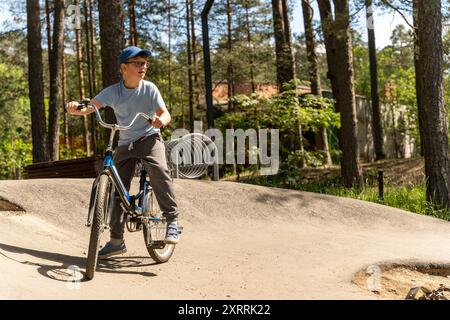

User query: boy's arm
[151,104,171,129]
[66,98,103,116]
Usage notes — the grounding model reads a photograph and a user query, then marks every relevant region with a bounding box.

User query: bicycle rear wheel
[142,190,175,263]
[85,174,113,280]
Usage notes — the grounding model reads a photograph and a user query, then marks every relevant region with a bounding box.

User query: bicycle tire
[85,174,111,280]
[86,176,100,227]
[142,190,175,263]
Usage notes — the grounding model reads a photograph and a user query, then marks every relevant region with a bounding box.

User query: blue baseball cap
[119,46,151,65]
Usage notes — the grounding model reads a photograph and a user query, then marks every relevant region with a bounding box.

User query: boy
[66,46,179,259]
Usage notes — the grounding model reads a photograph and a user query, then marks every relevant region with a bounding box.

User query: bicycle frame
[104,157,154,212]
[84,101,155,227]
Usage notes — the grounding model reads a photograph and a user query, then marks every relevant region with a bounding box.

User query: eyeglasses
[124,61,149,68]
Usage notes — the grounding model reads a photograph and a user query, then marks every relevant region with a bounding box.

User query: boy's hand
[150,115,164,129]
[66,101,85,115]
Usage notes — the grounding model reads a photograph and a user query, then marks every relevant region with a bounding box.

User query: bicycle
[78,100,178,280]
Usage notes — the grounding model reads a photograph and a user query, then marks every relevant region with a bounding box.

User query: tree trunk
[83,0,93,98]
[47,0,65,161]
[302,0,332,165]
[45,0,52,70]
[226,0,235,112]
[244,0,256,93]
[88,0,100,152]
[281,0,294,78]
[365,0,384,161]
[413,0,424,157]
[201,0,215,129]
[88,0,97,94]
[318,0,363,189]
[98,0,124,86]
[271,0,294,91]
[226,0,238,175]
[298,122,305,168]
[302,0,320,95]
[26,0,48,163]
[186,0,194,132]
[190,0,200,110]
[128,0,137,46]
[98,0,125,146]
[83,0,97,155]
[62,44,70,152]
[417,0,450,209]
[168,0,173,112]
[74,0,91,157]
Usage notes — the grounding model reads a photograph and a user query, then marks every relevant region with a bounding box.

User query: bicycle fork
[85,174,115,230]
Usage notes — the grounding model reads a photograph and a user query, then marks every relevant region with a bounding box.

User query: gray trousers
[109,133,178,240]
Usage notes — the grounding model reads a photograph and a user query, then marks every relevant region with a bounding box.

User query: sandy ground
[0,178,449,300]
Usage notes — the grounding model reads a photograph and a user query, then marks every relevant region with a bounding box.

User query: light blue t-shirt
[94,80,164,146]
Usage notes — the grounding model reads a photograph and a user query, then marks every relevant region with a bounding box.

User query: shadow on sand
[0,242,158,282]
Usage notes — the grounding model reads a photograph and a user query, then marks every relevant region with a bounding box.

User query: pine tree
[47,0,65,161]
[318,0,363,189]
[98,0,125,137]
[417,0,450,208]
[26,0,48,162]
[271,0,294,91]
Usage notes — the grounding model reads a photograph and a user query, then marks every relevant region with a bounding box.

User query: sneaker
[98,240,127,259]
[164,221,180,244]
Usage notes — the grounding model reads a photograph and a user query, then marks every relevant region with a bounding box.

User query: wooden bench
[23,156,104,179]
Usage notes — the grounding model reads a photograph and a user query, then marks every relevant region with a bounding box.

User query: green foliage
[352,42,370,99]
[290,150,328,168]
[0,138,32,179]
[60,145,87,160]
[298,178,449,221]
[0,55,31,179]
[211,0,276,85]
[216,81,340,133]
[215,80,340,176]
[0,63,28,109]
[0,94,32,179]
[352,24,430,157]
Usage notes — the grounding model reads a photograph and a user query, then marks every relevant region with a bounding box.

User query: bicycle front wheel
[85,174,112,280]
[142,191,175,263]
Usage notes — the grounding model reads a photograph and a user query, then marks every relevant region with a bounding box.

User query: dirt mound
[0,178,449,299]
[352,263,450,299]
[0,197,24,212]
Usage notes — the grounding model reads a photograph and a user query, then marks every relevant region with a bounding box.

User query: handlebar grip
[76,99,91,111]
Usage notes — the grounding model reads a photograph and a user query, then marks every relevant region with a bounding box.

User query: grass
[238,172,450,221]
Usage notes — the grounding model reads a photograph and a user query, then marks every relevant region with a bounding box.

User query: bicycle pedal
[149,240,165,249]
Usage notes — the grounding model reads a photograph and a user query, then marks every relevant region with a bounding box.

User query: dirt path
[0,179,449,299]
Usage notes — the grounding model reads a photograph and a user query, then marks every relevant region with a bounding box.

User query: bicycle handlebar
[77,99,153,131]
